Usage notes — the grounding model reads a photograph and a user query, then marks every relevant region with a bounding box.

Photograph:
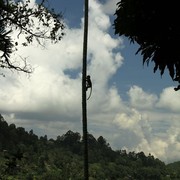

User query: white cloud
[1,0,123,132]
[157,87,180,112]
[102,0,119,15]
[114,108,142,129]
[111,85,180,163]
[128,85,158,109]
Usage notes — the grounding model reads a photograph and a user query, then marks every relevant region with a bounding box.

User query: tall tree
[0,0,65,73]
[114,0,180,91]
[82,0,89,179]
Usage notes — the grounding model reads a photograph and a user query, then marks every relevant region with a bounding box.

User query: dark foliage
[114,0,180,90]
[0,114,179,179]
[0,0,65,73]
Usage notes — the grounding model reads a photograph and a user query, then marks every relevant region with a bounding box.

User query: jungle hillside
[0,114,179,180]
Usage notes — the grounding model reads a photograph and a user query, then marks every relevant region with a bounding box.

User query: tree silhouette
[82,0,89,179]
[114,0,180,90]
[0,0,65,73]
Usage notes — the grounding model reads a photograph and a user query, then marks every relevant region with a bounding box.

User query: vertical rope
[82,0,89,179]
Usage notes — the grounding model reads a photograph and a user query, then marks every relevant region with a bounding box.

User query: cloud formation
[0,0,180,164]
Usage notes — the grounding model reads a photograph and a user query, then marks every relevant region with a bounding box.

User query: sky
[0,0,180,164]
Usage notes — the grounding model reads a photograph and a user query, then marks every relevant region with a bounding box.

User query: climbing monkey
[86,75,92,100]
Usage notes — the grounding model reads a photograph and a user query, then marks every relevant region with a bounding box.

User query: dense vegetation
[114,0,180,91]
[0,114,179,179]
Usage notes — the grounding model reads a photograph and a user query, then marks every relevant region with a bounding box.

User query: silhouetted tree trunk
[82,0,89,179]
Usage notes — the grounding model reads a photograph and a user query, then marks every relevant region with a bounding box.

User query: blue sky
[53,0,175,93]
[0,0,180,164]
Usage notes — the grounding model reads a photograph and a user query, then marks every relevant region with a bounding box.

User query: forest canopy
[0,114,180,179]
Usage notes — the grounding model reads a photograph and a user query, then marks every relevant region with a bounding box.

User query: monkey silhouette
[86,75,92,100]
